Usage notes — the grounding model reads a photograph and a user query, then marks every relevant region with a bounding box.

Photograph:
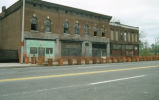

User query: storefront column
[82,41,85,56]
[107,43,110,57]
[55,39,61,57]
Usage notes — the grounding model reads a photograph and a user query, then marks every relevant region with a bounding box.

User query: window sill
[64,33,70,35]
[74,34,80,36]
[45,32,52,34]
[30,30,39,33]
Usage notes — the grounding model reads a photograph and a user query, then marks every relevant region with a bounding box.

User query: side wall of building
[0,8,22,60]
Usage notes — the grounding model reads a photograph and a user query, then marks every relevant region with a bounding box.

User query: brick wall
[0,8,22,50]
[24,3,110,38]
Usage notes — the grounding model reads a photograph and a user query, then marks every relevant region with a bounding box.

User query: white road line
[1,75,146,97]
[89,75,146,85]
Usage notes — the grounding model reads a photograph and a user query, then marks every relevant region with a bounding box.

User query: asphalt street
[0,61,159,100]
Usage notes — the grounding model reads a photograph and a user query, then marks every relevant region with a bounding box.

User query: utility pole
[20,0,25,64]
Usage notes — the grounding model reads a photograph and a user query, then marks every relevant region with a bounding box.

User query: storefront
[25,39,55,59]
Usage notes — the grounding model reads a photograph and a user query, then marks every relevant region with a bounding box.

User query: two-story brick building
[109,22,139,56]
[0,0,139,62]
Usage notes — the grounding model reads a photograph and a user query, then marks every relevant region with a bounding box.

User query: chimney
[2,6,6,12]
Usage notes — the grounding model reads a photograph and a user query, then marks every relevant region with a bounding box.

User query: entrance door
[85,45,89,57]
[38,48,45,57]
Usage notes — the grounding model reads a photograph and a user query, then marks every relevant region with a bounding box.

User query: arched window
[75,23,80,34]
[85,24,89,36]
[30,16,38,31]
[44,19,51,32]
[101,27,106,37]
[94,26,98,36]
[64,21,69,34]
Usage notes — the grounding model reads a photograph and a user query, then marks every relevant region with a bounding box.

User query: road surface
[0,61,159,100]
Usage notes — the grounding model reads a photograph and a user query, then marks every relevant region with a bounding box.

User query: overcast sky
[0,0,159,45]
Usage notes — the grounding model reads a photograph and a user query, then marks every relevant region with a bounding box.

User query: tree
[139,31,153,56]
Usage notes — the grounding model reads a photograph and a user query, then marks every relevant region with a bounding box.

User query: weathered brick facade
[0,0,139,61]
[109,22,139,56]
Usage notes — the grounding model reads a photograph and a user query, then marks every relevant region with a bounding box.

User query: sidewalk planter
[85,58,89,64]
[38,57,44,65]
[48,58,53,66]
[99,58,104,64]
[58,58,63,66]
[31,56,36,64]
[117,57,120,63]
[93,58,97,64]
[68,58,73,65]
[24,57,29,64]
[144,57,147,61]
[122,57,126,62]
[136,57,139,62]
[132,57,136,62]
[139,57,142,61]
[112,57,116,63]
[77,58,81,65]
[106,58,110,63]
[127,57,131,62]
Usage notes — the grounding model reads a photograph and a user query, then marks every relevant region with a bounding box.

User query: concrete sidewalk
[0,63,36,68]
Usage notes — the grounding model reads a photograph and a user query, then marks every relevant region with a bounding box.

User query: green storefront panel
[26,40,55,59]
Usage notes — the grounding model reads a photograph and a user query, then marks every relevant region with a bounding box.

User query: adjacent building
[0,0,139,61]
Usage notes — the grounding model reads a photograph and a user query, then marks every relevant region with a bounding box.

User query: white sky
[0,0,159,45]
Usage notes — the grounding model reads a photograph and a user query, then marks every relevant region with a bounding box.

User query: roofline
[26,0,112,21]
[109,22,139,31]
[0,0,22,20]
[0,0,112,21]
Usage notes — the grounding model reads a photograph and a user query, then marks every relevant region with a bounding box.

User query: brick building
[109,22,139,56]
[0,0,139,61]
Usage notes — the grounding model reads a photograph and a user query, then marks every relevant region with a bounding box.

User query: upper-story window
[128,32,130,42]
[94,26,98,36]
[85,24,89,36]
[101,26,106,37]
[30,16,38,31]
[132,33,135,42]
[120,32,123,41]
[44,19,51,32]
[115,31,119,41]
[110,30,114,40]
[124,32,127,41]
[64,21,69,34]
[75,23,80,34]
[135,34,138,42]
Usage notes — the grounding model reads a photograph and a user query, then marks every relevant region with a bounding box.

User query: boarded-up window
[46,48,53,54]
[116,31,118,41]
[132,34,134,42]
[112,44,121,50]
[111,30,114,40]
[124,33,127,41]
[44,19,51,32]
[64,21,69,34]
[30,47,37,54]
[38,48,45,56]
[61,42,82,56]
[126,45,133,49]
[128,33,130,42]
[135,34,138,42]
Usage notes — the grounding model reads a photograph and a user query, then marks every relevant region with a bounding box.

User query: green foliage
[139,40,153,56]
